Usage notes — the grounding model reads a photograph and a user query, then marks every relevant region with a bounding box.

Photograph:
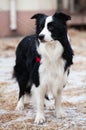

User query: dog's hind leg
[15,75,29,110]
[44,93,55,110]
[16,85,25,110]
[24,84,32,104]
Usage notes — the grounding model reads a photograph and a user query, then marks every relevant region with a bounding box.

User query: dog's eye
[48,22,54,31]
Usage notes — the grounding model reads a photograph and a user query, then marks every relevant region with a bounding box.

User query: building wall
[0,0,57,37]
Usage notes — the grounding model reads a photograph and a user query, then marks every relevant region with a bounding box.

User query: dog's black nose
[38,35,44,41]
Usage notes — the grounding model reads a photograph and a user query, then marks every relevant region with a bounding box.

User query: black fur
[49,13,73,71]
[31,13,47,35]
[14,12,73,101]
[14,35,40,99]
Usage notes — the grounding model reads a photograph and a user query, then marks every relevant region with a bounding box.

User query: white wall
[17,0,57,11]
[0,0,9,11]
[0,0,57,11]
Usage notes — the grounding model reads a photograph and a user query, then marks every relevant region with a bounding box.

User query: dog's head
[31,12,71,43]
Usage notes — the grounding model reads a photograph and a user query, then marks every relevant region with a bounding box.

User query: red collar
[36,57,41,62]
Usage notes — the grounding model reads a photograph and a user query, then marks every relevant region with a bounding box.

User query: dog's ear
[54,12,71,21]
[31,13,46,20]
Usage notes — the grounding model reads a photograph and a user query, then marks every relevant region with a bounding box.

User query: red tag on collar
[36,57,41,62]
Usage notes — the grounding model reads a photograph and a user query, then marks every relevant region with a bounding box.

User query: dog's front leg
[54,88,64,119]
[35,87,45,124]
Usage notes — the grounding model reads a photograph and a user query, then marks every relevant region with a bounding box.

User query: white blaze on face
[40,16,53,42]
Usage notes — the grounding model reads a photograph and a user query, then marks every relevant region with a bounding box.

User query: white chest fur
[37,41,67,94]
[37,41,63,62]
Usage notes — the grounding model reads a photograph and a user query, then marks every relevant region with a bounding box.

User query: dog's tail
[12,65,16,79]
[12,70,15,78]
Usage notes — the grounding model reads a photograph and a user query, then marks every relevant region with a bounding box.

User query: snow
[0,109,8,115]
[68,70,86,88]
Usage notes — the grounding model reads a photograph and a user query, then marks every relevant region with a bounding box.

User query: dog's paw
[45,99,55,110]
[15,103,24,111]
[46,104,55,110]
[56,110,66,119]
[35,113,45,124]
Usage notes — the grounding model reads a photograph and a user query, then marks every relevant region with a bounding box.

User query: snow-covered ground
[0,29,86,130]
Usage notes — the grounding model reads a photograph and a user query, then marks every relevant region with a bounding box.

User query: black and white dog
[14,12,73,124]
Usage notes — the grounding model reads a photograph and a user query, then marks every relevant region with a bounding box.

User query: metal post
[62,0,69,10]
[10,0,17,30]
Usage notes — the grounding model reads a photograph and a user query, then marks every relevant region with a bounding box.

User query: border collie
[14,12,73,124]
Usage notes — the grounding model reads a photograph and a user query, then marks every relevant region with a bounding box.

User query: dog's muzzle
[38,34,46,42]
